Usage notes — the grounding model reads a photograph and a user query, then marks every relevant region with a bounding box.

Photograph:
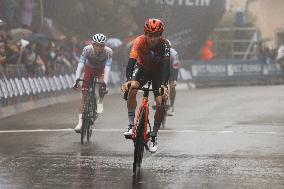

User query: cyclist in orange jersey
[121,18,170,152]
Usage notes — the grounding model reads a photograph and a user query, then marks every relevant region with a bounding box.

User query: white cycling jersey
[170,48,180,69]
[75,45,113,84]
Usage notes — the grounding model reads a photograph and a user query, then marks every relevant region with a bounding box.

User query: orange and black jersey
[129,35,170,70]
[126,35,171,85]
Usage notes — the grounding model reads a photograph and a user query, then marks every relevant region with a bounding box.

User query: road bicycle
[78,77,105,144]
[124,81,164,175]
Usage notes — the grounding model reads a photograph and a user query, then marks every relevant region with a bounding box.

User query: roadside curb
[0,84,190,120]
[0,93,79,120]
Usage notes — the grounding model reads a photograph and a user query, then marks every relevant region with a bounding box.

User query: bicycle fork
[132,97,152,145]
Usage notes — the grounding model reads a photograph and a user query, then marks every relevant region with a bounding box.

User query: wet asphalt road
[0,85,284,189]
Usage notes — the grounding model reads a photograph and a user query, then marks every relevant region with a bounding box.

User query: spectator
[276,44,284,68]
[54,46,72,69]
[0,42,6,65]
[45,42,56,75]
[5,36,20,64]
[201,39,214,61]
[0,31,6,43]
[25,43,45,76]
[69,36,81,66]
[257,43,275,64]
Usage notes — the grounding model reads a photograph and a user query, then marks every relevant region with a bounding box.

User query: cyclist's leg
[168,80,176,115]
[97,69,105,113]
[169,67,178,113]
[148,79,167,152]
[124,64,145,136]
[152,95,166,136]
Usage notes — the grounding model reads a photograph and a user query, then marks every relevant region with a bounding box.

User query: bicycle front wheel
[133,140,144,175]
[81,113,89,144]
[133,107,146,175]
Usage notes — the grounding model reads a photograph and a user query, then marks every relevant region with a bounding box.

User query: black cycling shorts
[131,63,162,97]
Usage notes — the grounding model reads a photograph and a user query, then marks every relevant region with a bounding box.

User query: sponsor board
[192,64,227,77]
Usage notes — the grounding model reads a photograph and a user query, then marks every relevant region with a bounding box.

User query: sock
[152,122,161,136]
[128,109,135,126]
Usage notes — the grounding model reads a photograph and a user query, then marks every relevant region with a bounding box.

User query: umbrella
[0,19,6,26]
[9,28,32,42]
[39,25,66,41]
[106,38,123,48]
[25,33,50,47]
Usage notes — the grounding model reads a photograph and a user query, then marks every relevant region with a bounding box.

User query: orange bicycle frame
[132,96,149,142]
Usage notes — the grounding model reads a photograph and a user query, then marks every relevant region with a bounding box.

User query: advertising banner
[135,0,228,58]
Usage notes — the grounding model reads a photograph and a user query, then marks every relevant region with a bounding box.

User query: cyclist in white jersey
[73,33,113,133]
[168,40,181,115]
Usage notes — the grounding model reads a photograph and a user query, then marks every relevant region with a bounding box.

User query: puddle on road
[0,152,283,189]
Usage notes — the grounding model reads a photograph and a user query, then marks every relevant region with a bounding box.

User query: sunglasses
[145,32,162,38]
[93,43,105,48]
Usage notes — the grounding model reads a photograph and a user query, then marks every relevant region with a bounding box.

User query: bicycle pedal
[145,143,149,151]
[124,135,132,140]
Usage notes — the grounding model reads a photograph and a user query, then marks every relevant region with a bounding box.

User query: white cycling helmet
[92,33,107,44]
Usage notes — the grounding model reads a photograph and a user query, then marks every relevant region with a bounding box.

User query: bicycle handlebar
[123,83,165,101]
[77,78,105,85]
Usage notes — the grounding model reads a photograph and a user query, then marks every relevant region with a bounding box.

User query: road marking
[0,128,280,135]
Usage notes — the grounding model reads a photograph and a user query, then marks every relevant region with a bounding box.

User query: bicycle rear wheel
[87,97,97,142]
[133,108,146,175]
[81,93,93,144]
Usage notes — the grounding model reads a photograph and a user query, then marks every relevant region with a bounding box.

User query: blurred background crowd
[0,0,284,80]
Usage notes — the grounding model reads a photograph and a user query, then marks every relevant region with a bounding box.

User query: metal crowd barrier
[2,59,283,109]
[0,64,76,108]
